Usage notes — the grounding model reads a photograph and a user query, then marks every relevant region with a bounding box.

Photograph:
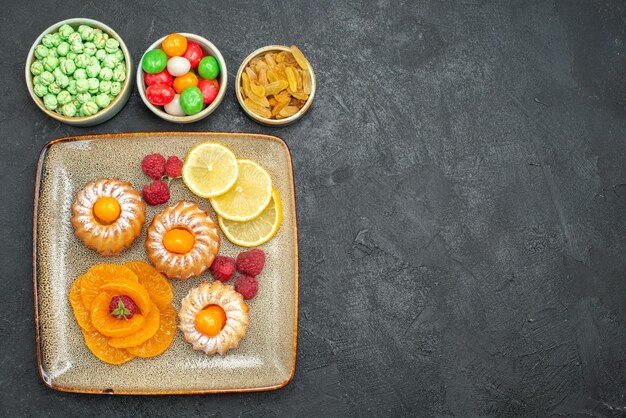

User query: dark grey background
[1,0,625,416]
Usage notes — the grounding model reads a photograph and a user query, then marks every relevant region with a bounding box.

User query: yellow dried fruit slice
[265,80,288,96]
[290,45,309,69]
[285,66,298,92]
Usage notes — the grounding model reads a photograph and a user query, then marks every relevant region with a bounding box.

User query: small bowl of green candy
[25,18,133,126]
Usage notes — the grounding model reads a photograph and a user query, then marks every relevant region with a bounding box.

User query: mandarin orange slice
[100,278,152,315]
[79,264,139,309]
[124,261,173,310]
[69,276,95,331]
[81,329,135,365]
[90,292,146,338]
[126,306,177,358]
[109,303,160,348]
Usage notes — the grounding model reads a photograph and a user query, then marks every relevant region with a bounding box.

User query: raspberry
[236,249,266,276]
[165,156,183,178]
[141,153,166,180]
[211,256,237,282]
[234,274,259,299]
[108,295,138,319]
[142,180,170,205]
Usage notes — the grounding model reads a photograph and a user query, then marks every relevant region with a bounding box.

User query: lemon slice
[182,143,238,198]
[219,189,282,247]
[210,159,272,221]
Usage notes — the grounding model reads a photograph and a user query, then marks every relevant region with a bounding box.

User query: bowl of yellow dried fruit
[235,45,315,126]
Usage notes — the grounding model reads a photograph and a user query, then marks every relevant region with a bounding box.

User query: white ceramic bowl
[137,33,227,124]
[25,18,133,127]
[235,45,316,127]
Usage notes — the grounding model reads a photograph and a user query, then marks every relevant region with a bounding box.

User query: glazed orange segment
[90,292,146,338]
[109,303,160,349]
[124,261,173,310]
[69,276,95,331]
[80,264,139,309]
[81,328,135,365]
[100,278,152,315]
[126,306,177,358]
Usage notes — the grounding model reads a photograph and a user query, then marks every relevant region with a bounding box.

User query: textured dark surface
[1,0,625,416]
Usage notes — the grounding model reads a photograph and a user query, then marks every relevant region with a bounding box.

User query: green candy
[43,55,59,72]
[33,84,48,98]
[73,68,87,80]
[95,49,106,61]
[43,94,58,110]
[112,65,126,82]
[58,24,74,40]
[50,33,61,47]
[56,73,70,88]
[114,49,124,62]
[86,62,101,78]
[198,56,219,80]
[76,78,89,93]
[53,67,63,78]
[61,102,77,117]
[59,58,76,75]
[39,71,54,86]
[67,32,81,44]
[88,56,99,66]
[104,38,119,54]
[93,30,107,49]
[84,42,96,56]
[33,75,41,85]
[34,45,49,60]
[80,101,99,116]
[95,93,111,109]
[41,34,55,48]
[110,81,121,96]
[180,86,204,115]
[76,92,91,104]
[30,61,44,76]
[67,79,77,95]
[99,80,112,93]
[74,54,89,68]
[102,54,118,69]
[66,51,77,60]
[70,39,84,53]
[87,78,99,94]
[99,67,113,81]
[141,49,167,74]
[56,42,70,57]
[57,90,72,105]
[48,82,61,95]
[79,26,94,41]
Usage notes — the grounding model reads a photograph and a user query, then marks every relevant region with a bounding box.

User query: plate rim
[32,132,299,395]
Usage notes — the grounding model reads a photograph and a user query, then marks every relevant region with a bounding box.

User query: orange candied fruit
[163,228,195,254]
[194,305,226,337]
[93,196,121,224]
[161,33,187,57]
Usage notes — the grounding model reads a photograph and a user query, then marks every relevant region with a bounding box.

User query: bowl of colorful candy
[25,18,133,127]
[137,33,227,123]
[235,45,315,127]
